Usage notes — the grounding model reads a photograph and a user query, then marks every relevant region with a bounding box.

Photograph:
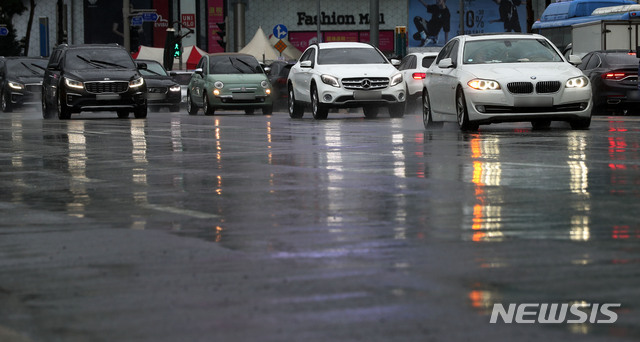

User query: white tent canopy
[239,27,282,63]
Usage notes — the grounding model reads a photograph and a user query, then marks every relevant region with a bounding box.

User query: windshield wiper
[77,55,106,68]
[229,57,253,73]
[234,58,259,73]
[20,62,42,75]
[87,59,127,69]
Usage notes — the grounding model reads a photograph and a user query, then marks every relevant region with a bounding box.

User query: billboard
[408,0,527,47]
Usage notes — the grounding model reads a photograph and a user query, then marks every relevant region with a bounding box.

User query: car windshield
[65,48,136,70]
[463,39,563,64]
[172,73,192,85]
[139,61,168,76]
[317,47,388,65]
[209,55,262,74]
[6,59,48,77]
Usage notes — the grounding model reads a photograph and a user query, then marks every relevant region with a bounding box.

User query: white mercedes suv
[287,42,406,119]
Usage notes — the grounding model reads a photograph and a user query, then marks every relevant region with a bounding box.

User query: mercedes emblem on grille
[361,79,371,89]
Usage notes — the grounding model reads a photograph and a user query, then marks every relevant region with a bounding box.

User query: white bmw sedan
[422,33,592,131]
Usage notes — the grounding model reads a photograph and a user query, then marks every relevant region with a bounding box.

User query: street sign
[273,24,288,39]
[141,12,159,22]
[0,26,8,36]
[274,39,287,54]
[131,16,143,27]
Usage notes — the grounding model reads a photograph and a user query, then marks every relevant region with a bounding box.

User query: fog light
[323,94,332,102]
[476,105,485,113]
[398,92,405,101]
[213,89,220,96]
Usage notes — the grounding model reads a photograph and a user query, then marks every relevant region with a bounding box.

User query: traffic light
[163,29,176,71]
[216,22,226,50]
[173,41,181,58]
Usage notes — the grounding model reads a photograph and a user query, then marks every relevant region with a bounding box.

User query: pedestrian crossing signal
[173,42,181,57]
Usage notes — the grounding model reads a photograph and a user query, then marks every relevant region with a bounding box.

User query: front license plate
[354,90,382,100]
[146,93,164,101]
[96,94,121,101]
[233,93,255,100]
[514,97,552,107]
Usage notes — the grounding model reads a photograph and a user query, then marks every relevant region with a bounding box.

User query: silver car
[422,33,592,131]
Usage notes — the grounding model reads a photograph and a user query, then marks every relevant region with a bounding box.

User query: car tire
[203,93,215,116]
[531,120,551,130]
[288,85,304,118]
[456,88,478,132]
[363,106,378,119]
[117,110,130,119]
[42,92,55,119]
[187,91,198,115]
[570,117,591,130]
[422,89,443,129]
[133,105,147,119]
[388,103,405,118]
[262,105,273,115]
[57,92,71,120]
[1,89,12,113]
[311,85,328,120]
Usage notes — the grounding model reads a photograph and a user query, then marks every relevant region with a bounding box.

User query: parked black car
[136,59,181,112]
[0,56,49,112]
[267,60,294,111]
[577,50,639,115]
[42,44,148,119]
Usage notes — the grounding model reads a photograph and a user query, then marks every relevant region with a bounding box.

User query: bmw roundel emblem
[530,76,537,80]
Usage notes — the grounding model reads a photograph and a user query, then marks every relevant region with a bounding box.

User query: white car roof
[461,33,546,42]
[317,42,374,49]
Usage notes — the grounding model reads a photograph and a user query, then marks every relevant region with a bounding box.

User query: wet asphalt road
[1,106,640,342]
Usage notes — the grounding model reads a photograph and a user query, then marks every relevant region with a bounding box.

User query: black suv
[1,56,49,112]
[42,44,148,119]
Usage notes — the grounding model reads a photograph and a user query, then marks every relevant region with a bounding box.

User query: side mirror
[390,59,401,66]
[47,62,60,71]
[300,60,312,68]
[437,58,454,69]
[169,71,177,76]
[194,68,203,76]
[136,62,147,70]
[567,55,582,66]
[263,66,271,74]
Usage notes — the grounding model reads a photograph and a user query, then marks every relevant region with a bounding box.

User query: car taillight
[277,78,287,85]
[602,71,634,80]
[412,72,426,80]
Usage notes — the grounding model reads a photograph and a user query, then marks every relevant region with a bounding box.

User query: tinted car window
[585,54,601,69]
[6,59,48,77]
[209,55,262,74]
[422,56,436,68]
[463,39,563,64]
[65,48,136,70]
[603,53,638,65]
[317,48,387,65]
[139,61,168,76]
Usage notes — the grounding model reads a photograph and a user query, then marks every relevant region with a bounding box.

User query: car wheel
[388,103,405,118]
[117,110,130,119]
[363,106,378,119]
[203,93,215,115]
[456,88,478,132]
[422,89,442,129]
[531,119,551,130]
[133,105,147,119]
[57,92,71,120]
[288,85,304,118]
[262,105,273,115]
[42,92,55,119]
[245,108,255,115]
[570,117,591,130]
[187,91,198,115]
[1,89,12,113]
[311,85,328,120]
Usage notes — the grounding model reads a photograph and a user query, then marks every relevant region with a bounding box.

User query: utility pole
[317,0,321,43]
[370,0,379,47]
[123,0,131,52]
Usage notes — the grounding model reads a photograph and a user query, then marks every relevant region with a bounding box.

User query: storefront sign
[296,12,385,26]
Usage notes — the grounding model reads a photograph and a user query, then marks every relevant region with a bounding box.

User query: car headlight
[260,80,269,88]
[64,78,84,90]
[129,77,144,88]
[390,73,403,87]
[214,81,224,89]
[169,84,181,92]
[321,74,340,88]
[467,79,501,90]
[566,76,588,88]
[8,81,25,90]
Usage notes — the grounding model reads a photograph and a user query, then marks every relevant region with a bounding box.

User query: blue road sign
[0,27,9,36]
[141,12,158,22]
[131,16,143,27]
[273,24,288,39]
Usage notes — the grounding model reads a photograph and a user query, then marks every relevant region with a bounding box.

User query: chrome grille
[148,87,167,94]
[342,77,388,90]
[85,81,129,94]
[536,81,561,93]
[507,82,533,94]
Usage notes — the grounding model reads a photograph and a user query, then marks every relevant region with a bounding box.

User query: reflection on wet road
[2,110,640,341]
